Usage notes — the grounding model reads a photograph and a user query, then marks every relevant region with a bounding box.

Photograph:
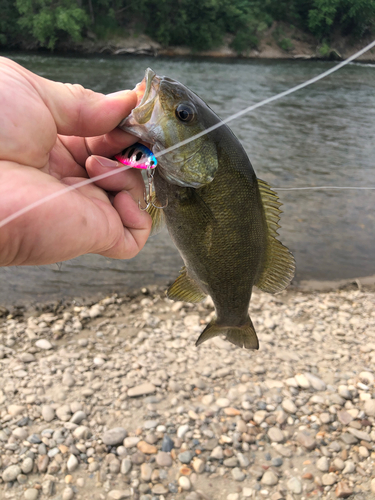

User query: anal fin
[196,316,259,350]
[167,267,207,303]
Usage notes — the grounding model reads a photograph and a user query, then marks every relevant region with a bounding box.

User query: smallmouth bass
[120,69,295,349]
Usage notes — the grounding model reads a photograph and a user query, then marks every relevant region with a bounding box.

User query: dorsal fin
[255,179,295,293]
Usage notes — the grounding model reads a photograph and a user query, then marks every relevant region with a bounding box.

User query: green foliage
[16,0,88,49]
[318,39,331,55]
[1,0,375,50]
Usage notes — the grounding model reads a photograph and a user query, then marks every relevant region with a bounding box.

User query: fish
[120,68,295,349]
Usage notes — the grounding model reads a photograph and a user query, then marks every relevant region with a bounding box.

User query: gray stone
[103,427,128,446]
[35,339,52,350]
[268,427,284,443]
[261,470,278,486]
[70,411,86,424]
[287,477,302,494]
[178,451,193,464]
[121,458,132,475]
[210,446,224,460]
[21,457,34,474]
[2,465,21,482]
[156,451,173,467]
[296,431,316,450]
[342,461,355,474]
[42,405,55,422]
[231,467,245,481]
[347,428,371,442]
[364,399,375,417]
[141,463,153,481]
[237,453,250,468]
[178,476,191,491]
[62,488,74,500]
[316,456,329,472]
[24,489,39,500]
[305,372,326,391]
[282,399,297,414]
[322,473,338,486]
[107,491,131,500]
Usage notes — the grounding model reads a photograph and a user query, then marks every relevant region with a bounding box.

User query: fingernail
[106,90,131,98]
[93,156,119,168]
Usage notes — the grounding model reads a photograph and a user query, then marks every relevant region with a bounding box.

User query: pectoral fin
[256,179,295,293]
[167,267,207,303]
[196,317,259,350]
[146,193,166,236]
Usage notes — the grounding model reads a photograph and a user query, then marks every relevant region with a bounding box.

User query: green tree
[16,0,89,49]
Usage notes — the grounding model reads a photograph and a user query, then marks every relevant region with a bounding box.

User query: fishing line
[275,186,375,191]
[1,40,375,230]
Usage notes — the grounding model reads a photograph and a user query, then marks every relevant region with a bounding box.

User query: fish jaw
[119,68,219,188]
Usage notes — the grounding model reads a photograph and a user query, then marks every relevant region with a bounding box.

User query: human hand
[0,57,151,267]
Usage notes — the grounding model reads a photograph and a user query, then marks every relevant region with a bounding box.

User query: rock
[216,398,230,408]
[335,481,353,498]
[156,451,173,467]
[337,410,353,425]
[127,383,156,397]
[271,457,283,467]
[342,461,355,474]
[359,446,369,458]
[178,451,193,464]
[282,399,297,414]
[137,441,157,454]
[359,371,374,384]
[24,489,39,500]
[107,491,131,500]
[124,436,140,448]
[2,465,21,482]
[261,470,278,486]
[152,484,169,495]
[192,457,205,473]
[161,434,174,452]
[347,428,371,442]
[231,467,245,481]
[141,463,153,481]
[253,410,268,424]
[332,457,345,471]
[237,453,250,468]
[296,431,316,450]
[42,405,55,422]
[8,404,25,416]
[67,454,79,472]
[21,457,34,474]
[274,444,292,457]
[73,425,91,440]
[121,458,132,475]
[316,456,329,472]
[295,373,310,389]
[62,373,75,387]
[305,372,326,391]
[103,427,128,446]
[210,446,224,460]
[177,424,190,439]
[338,385,352,399]
[287,477,302,494]
[268,427,284,443]
[70,410,86,424]
[37,455,49,472]
[62,488,75,500]
[179,475,191,490]
[35,339,53,350]
[371,478,375,495]
[364,399,375,417]
[321,473,337,486]
[242,488,253,498]
[56,404,72,421]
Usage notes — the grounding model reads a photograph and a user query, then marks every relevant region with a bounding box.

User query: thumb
[35,75,138,137]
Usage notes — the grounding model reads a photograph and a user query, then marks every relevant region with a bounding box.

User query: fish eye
[175,104,195,123]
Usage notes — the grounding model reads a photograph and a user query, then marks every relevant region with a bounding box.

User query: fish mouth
[119,68,160,133]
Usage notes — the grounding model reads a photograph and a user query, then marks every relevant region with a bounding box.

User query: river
[1,52,374,305]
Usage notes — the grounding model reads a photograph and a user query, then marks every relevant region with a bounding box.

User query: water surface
[1,53,374,304]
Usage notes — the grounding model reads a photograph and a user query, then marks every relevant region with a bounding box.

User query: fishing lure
[115,143,157,170]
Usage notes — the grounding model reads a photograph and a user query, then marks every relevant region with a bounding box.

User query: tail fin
[196,317,259,350]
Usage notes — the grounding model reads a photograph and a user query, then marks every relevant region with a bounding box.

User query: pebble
[268,427,284,443]
[128,383,156,397]
[67,454,79,472]
[261,470,278,486]
[178,475,191,490]
[103,428,128,446]
[2,465,21,482]
[0,288,374,500]
[35,339,53,350]
[24,489,39,500]
[287,477,302,494]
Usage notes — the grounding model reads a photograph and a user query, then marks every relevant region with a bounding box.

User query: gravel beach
[0,285,374,500]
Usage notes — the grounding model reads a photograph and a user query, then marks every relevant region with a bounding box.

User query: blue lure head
[115,143,157,170]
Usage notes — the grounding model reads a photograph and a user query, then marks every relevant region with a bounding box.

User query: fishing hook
[139,169,168,211]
